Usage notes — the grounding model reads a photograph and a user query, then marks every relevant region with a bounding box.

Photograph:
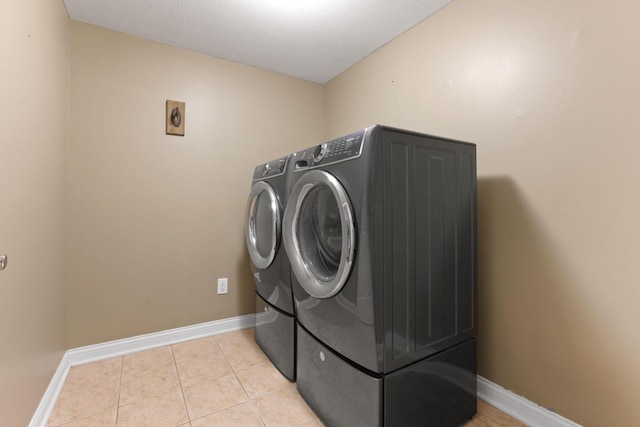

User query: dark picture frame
[166,100,185,136]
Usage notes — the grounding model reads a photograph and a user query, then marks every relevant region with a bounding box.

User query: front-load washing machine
[246,155,295,381]
[283,125,478,426]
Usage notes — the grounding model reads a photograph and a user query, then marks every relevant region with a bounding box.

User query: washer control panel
[252,155,288,180]
[295,130,365,169]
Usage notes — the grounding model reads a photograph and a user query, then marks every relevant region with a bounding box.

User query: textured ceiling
[63,0,453,83]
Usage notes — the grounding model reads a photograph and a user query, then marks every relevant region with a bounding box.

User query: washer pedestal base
[255,293,296,381]
[297,325,477,427]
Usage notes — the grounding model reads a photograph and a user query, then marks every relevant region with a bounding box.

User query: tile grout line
[214,332,268,427]
[169,340,191,425]
[230,362,263,425]
[215,334,256,419]
[49,360,124,427]
[115,348,180,422]
[114,355,124,426]
[181,334,250,425]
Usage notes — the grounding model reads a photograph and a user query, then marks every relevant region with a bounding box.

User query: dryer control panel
[295,130,365,169]
[252,155,288,180]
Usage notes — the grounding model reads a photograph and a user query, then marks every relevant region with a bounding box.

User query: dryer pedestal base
[255,293,296,381]
[297,325,477,427]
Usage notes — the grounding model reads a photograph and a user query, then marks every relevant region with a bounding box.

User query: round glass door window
[284,170,355,299]
[246,182,280,269]
[297,184,343,281]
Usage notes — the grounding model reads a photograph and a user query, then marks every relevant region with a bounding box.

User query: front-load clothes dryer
[246,155,295,381]
[283,125,478,426]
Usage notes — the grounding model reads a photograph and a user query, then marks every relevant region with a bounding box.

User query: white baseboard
[28,314,256,427]
[28,353,72,427]
[477,376,582,427]
[64,314,256,367]
[29,315,580,427]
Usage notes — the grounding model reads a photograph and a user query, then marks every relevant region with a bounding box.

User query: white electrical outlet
[217,277,228,295]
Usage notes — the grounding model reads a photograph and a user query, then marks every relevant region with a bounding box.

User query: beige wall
[0,0,69,425]
[67,21,324,347]
[325,0,640,425]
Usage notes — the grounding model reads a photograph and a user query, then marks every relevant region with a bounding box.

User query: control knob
[261,163,271,176]
[313,143,328,162]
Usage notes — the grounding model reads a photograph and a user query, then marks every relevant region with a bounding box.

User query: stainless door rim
[283,170,355,299]
[246,181,280,270]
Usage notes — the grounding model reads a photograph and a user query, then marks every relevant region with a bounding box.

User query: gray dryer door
[246,181,280,270]
[283,170,355,299]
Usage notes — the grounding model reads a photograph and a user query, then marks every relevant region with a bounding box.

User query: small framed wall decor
[166,100,185,136]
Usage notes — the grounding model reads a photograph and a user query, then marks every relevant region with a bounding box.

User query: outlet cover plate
[217,278,228,294]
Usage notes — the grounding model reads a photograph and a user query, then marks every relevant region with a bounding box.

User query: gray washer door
[246,181,280,270]
[283,170,355,299]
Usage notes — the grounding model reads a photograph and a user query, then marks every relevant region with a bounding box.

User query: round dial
[313,143,328,162]
[261,163,271,176]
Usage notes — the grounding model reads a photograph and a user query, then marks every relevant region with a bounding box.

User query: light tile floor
[46,328,525,426]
